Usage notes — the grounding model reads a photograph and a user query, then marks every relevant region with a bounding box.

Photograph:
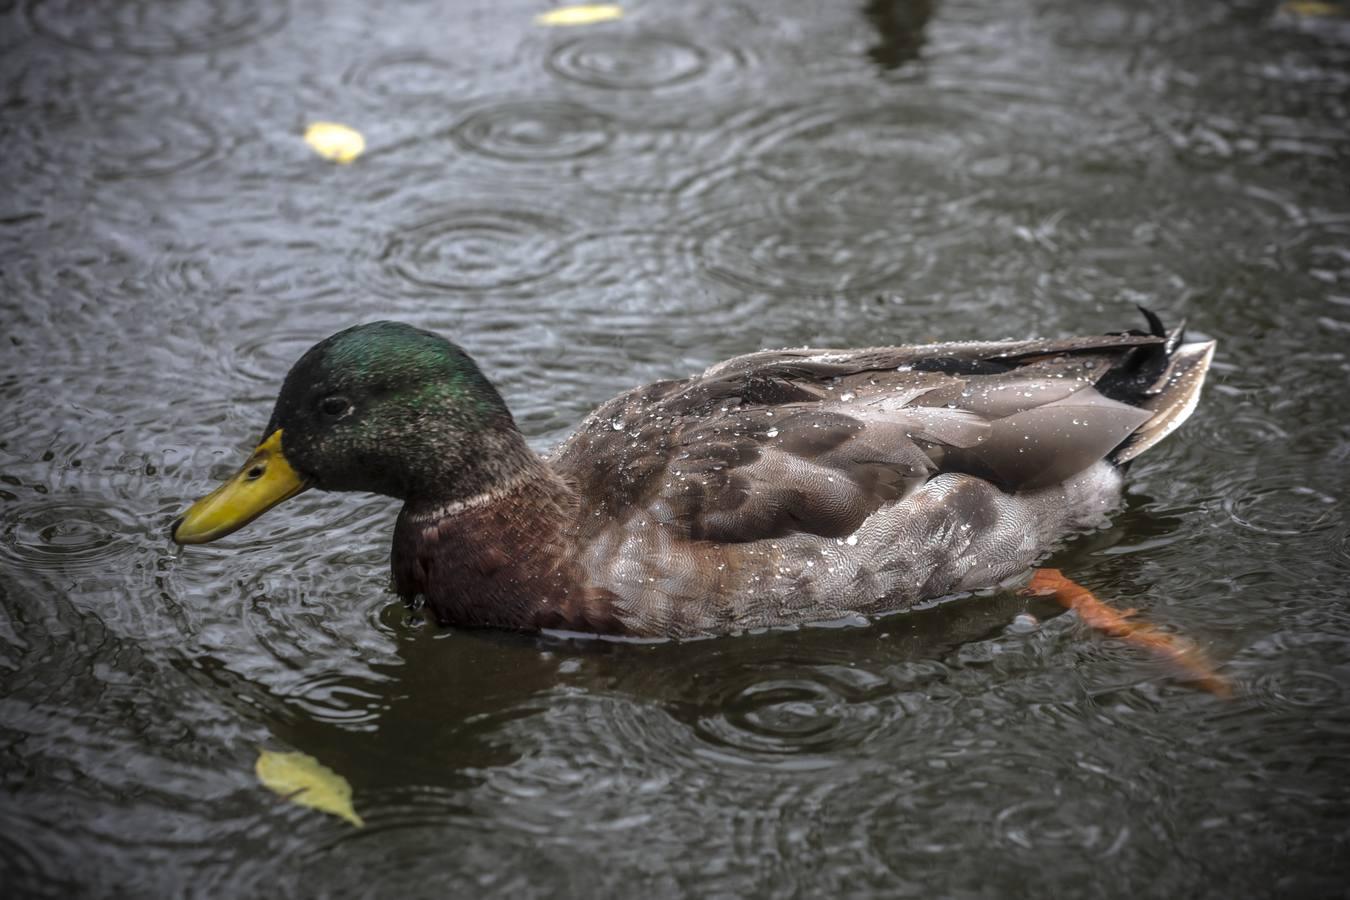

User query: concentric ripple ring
[546,34,711,89]
[381,210,572,292]
[27,0,289,56]
[452,101,614,162]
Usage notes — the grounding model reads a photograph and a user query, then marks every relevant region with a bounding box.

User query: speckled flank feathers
[350,316,1215,637]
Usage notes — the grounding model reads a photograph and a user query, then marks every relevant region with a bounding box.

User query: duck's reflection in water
[253,583,1072,795]
[862,0,935,70]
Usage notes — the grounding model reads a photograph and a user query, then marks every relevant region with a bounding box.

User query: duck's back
[549,319,1215,636]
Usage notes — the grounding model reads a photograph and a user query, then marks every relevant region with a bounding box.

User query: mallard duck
[172,312,1215,639]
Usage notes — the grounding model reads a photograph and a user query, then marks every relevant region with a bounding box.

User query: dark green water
[3,0,1349,896]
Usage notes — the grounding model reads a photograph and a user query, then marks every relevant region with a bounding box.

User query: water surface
[2,0,1349,896]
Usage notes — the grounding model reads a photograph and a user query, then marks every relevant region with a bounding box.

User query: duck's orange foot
[1021,568,1231,697]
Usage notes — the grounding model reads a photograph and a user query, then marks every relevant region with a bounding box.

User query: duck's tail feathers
[1111,329,1216,464]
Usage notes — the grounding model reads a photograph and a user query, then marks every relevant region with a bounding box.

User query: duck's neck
[392,450,628,635]
[400,420,543,504]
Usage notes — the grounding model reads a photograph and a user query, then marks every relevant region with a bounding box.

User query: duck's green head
[172,321,520,544]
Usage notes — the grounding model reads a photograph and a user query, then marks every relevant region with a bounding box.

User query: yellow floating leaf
[535,4,623,26]
[304,121,365,164]
[1281,1,1341,15]
[256,749,364,827]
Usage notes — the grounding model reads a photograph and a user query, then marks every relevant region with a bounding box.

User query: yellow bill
[173,430,309,544]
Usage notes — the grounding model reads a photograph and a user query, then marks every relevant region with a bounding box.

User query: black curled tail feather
[1104,309,1215,463]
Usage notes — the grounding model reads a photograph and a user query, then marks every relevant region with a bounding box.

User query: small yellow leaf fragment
[1281,1,1342,16]
[304,121,365,164]
[256,749,364,827]
[535,4,624,26]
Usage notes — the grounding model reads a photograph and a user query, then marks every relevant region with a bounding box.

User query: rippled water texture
[2,0,1349,896]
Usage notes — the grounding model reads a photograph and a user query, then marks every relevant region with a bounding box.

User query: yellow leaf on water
[256,749,364,827]
[1281,1,1342,16]
[535,4,623,26]
[304,121,366,164]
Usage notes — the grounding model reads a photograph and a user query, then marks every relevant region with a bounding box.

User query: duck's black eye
[320,396,350,417]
